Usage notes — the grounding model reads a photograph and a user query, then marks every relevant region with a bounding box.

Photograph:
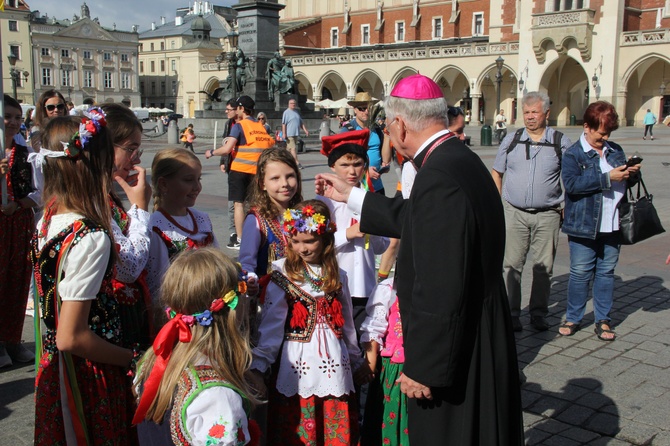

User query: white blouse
[359,278,396,349]
[251,258,362,398]
[113,204,150,283]
[146,208,218,304]
[38,213,111,301]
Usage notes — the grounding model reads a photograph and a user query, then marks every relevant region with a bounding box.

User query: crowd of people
[0,72,656,446]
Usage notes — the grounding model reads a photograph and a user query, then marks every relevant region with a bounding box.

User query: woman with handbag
[559,101,640,341]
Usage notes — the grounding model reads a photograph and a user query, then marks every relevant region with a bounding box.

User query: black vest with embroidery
[9,144,34,200]
[270,270,344,342]
[31,219,119,353]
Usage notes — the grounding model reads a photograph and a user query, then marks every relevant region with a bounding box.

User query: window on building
[83,50,92,59]
[171,59,176,72]
[160,42,165,50]
[140,61,144,73]
[61,70,72,87]
[104,71,113,88]
[140,81,144,94]
[41,48,50,56]
[473,12,484,36]
[61,49,70,58]
[121,53,129,62]
[150,61,155,72]
[103,52,112,61]
[171,40,176,49]
[171,80,177,94]
[551,0,584,11]
[140,43,143,51]
[151,82,156,94]
[121,72,131,89]
[160,60,165,72]
[150,43,154,51]
[433,17,443,39]
[84,70,93,88]
[395,21,405,42]
[42,68,52,86]
[330,27,339,48]
[361,24,370,45]
[161,81,166,94]
[9,45,20,60]
[8,21,18,32]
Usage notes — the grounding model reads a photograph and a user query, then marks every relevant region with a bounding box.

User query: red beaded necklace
[157,207,198,235]
[5,145,16,201]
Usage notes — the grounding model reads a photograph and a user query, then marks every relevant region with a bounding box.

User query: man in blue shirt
[282,98,309,168]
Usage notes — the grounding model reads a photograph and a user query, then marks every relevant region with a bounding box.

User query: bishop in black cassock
[316,74,524,445]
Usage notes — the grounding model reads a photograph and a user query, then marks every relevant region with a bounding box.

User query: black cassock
[360,134,524,445]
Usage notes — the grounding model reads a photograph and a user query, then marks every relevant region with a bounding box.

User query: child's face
[262,161,298,209]
[159,160,202,211]
[113,129,143,181]
[4,106,22,139]
[330,155,366,186]
[290,231,324,264]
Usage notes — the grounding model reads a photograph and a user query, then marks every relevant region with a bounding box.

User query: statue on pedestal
[265,52,296,100]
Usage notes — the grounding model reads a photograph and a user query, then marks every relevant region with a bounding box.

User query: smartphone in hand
[378,164,391,174]
[626,156,643,167]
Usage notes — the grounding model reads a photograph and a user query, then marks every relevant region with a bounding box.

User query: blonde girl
[134,247,260,445]
[250,200,363,445]
[31,112,139,444]
[145,149,217,303]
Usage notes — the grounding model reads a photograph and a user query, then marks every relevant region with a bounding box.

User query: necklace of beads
[158,207,198,235]
[302,262,324,292]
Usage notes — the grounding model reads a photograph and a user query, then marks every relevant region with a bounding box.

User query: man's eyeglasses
[383,119,398,136]
[356,106,368,112]
[117,144,143,160]
[225,108,235,112]
[46,103,66,112]
[447,106,464,117]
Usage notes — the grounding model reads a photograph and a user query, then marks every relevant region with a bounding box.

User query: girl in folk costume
[31,112,140,444]
[357,278,409,446]
[146,149,217,304]
[250,200,364,445]
[134,248,260,446]
[103,103,154,349]
[0,94,41,367]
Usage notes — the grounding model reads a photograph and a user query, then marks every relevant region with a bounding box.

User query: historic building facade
[30,3,141,106]
[279,0,670,127]
[138,3,236,118]
[1,0,34,105]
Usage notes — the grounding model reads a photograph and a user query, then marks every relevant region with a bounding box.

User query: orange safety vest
[230,118,275,174]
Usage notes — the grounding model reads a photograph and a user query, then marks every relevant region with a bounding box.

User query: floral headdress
[133,268,249,425]
[27,107,108,166]
[282,205,336,236]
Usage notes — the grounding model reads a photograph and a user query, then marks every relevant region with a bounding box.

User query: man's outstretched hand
[314,172,354,203]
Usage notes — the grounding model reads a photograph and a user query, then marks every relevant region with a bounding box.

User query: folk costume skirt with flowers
[267,384,359,446]
[360,358,408,446]
[0,207,34,344]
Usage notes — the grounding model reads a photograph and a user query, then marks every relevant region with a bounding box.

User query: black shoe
[226,233,240,250]
[511,317,522,332]
[530,316,549,331]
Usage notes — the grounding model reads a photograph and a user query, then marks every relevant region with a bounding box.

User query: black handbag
[619,175,665,245]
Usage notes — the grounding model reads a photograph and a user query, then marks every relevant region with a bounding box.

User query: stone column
[616,88,628,127]
[233,0,285,111]
[471,93,481,125]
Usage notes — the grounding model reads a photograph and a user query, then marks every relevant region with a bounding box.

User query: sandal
[594,320,616,341]
[558,322,580,336]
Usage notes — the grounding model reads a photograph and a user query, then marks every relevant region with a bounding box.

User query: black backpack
[506,128,564,168]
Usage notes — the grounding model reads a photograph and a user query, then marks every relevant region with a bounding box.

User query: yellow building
[0,0,34,105]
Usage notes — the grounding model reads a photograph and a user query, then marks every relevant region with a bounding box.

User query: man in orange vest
[206,95,275,244]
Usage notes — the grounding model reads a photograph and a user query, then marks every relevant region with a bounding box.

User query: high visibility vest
[230,119,275,174]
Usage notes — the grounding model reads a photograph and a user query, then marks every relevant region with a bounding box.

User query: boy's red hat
[321,128,370,166]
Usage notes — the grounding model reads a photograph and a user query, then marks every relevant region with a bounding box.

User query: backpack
[343,122,385,143]
[506,128,564,168]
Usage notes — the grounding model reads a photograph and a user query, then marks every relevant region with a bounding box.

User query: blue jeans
[566,233,621,324]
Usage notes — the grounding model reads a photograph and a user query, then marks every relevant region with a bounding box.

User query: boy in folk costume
[316,129,390,338]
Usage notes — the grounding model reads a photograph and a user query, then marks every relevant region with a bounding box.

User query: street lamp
[7,54,28,100]
[495,56,504,119]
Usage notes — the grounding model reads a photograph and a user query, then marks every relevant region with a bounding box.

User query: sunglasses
[45,103,66,112]
[356,106,368,112]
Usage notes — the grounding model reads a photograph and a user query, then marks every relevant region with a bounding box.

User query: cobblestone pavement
[2,123,670,445]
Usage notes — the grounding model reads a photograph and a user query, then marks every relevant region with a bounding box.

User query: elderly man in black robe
[316,74,523,445]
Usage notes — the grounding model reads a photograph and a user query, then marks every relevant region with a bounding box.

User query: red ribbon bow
[132,314,192,424]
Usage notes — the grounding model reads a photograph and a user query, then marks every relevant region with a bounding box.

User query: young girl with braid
[134,248,259,446]
[145,149,217,305]
[31,112,139,444]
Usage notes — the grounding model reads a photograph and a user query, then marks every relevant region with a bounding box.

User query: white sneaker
[0,345,12,368]
[6,343,35,363]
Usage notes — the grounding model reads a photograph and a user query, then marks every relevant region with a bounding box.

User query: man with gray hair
[491,91,572,332]
[316,74,522,445]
